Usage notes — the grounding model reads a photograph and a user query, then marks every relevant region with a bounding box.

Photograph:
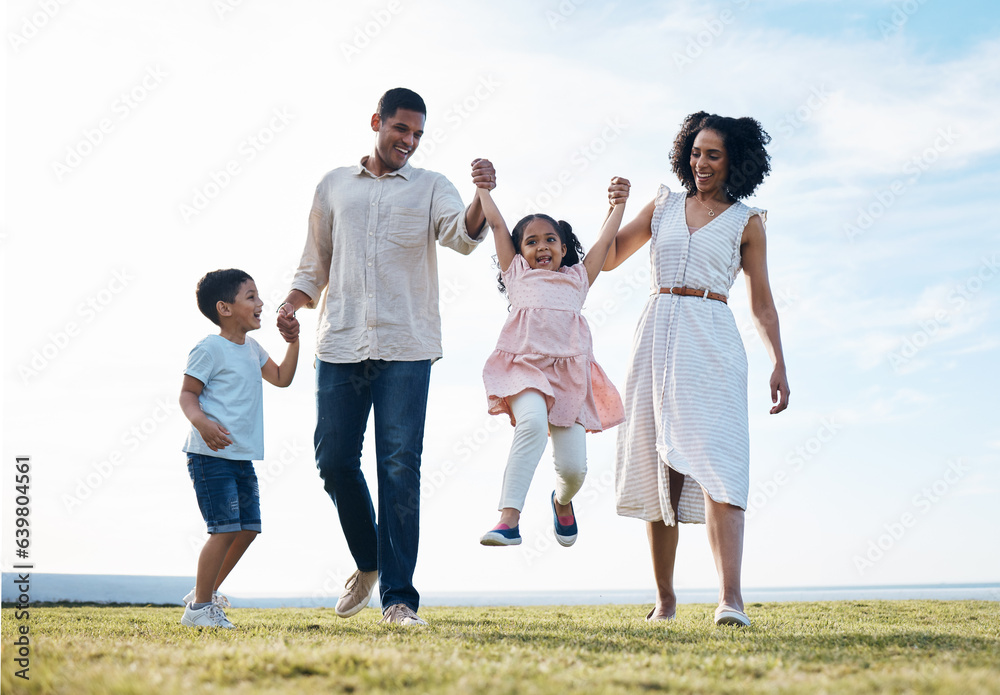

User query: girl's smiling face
[519,219,567,271]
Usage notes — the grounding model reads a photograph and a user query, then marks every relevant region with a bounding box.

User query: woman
[603,112,789,627]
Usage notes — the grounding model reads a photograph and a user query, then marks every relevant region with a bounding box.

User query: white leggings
[498,389,587,511]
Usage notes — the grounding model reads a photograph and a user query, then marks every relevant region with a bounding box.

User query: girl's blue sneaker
[551,491,578,547]
[480,524,522,546]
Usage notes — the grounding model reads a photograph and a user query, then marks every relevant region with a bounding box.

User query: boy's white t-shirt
[182,334,269,461]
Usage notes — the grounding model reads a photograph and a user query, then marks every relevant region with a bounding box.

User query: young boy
[179,268,299,628]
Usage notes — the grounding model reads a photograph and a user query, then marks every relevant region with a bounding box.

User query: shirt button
[367,261,373,267]
[368,293,373,298]
[368,326,373,331]
[369,232,373,236]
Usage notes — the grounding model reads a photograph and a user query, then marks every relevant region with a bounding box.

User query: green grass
[2,601,999,694]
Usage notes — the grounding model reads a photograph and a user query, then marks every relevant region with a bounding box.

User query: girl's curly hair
[669,111,772,200]
[496,213,585,297]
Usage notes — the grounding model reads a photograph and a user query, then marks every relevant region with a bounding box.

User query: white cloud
[836,386,934,425]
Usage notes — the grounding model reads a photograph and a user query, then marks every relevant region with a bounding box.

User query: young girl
[475,163,630,547]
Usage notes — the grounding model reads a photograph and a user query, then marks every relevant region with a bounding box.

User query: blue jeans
[315,358,431,613]
[187,453,261,534]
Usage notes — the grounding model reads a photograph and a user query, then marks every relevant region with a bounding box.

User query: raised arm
[583,177,630,285]
[463,158,496,240]
[261,338,300,388]
[602,197,655,271]
[473,172,516,272]
[740,214,789,414]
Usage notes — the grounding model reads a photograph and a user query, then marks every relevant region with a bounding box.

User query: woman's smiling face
[690,128,729,195]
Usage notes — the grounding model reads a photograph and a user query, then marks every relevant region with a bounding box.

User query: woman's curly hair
[496,213,585,298]
[669,111,772,200]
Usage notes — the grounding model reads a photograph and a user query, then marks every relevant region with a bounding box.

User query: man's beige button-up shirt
[290,159,483,363]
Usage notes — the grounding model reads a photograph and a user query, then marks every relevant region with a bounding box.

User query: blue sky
[3,0,998,600]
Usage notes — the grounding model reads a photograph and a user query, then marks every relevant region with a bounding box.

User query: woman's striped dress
[615,185,765,524]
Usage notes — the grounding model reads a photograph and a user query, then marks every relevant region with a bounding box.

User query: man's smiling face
[370,108,424,175]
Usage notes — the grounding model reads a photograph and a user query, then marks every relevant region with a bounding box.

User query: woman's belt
[659,286,727,304]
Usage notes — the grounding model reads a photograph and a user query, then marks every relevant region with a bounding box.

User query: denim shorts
[187,453,261,533]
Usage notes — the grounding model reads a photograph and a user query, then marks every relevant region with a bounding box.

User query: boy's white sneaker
[182,587,231,608]
[181,603,235,629]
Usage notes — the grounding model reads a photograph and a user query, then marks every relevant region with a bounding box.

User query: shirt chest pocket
[387,206,428,248]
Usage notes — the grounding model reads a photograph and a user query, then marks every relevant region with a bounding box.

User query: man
[277,87,495,626]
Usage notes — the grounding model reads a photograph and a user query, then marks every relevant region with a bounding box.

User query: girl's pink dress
[483,255,625,432]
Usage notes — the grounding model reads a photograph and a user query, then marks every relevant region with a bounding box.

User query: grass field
[2,601,999,694]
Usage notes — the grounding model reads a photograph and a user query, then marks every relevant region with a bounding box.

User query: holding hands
[276,304,300,343]
[608,176,630,207]
[471,158,496,190]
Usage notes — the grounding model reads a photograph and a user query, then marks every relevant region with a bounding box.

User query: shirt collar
[357,157,412,180]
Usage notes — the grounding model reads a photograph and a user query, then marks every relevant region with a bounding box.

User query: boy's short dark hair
[196,269,253,326]
[378,87,426,120]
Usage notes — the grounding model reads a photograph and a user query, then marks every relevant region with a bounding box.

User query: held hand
[471,158,496,190]
[769,365,790,414]
[281,316,300,343]
[608,177,631,207]
[197,420,233,451]
[276,303,298,342]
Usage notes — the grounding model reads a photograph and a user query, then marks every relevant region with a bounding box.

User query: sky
[3,0,999,603]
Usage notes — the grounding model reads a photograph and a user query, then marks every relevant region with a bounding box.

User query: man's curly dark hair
[669,111,772,200]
